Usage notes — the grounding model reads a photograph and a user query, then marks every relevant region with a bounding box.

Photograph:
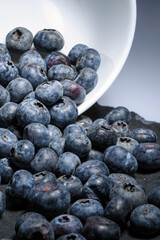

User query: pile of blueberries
[0,27,160,240]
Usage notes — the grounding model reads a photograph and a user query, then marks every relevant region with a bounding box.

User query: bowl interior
[0,0,136,115]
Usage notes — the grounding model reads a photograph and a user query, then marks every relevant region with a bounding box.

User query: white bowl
[0,0,136,115]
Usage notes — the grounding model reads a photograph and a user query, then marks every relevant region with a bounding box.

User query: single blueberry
[34,171,57,185]
[147,187,160,208]
[49,137,65,156]
[0,102,18,128]
[76,115,93,130]
[85,149,104,161]
[104,106,131,124]
[111,120,130,137]
[45,51,71,70]
[68,43,89,65]
[47,124,62,142]
[107,173,137,187]
[116,136,139,154]
[63,123,87,138]
[0,84,10,107]
[130,128,157,143]
[0,157,14,183]
[47,64,76,81]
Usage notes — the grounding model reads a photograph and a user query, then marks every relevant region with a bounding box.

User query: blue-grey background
[99,0,160,123]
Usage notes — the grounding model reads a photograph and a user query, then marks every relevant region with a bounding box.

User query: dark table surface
[0,103,160,240]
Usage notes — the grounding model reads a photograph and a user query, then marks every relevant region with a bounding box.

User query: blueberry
[47,124,62,142]
[65,132,91,158]
[57,233,86,240]
[50,214,83,238]
[34,171,57,185]
[107,173,137,187]
[45,51,71,70]
[74,67,98,93]
[130,128,157,143]
[21,63,48,89]
[109,182,146,209]
[47,64,76,81]
[116,136,139,154]
[0,84,10,107]
[61,79,86,105]
[24,91,36,100]
[49,96,78,129]
[104,196,132,229]
[0,43,11,60]
[0,128,18,158]
[104,106,131,124]
[23,123,50,149]
[82,216,121,240]
[16,98,50,127]
[10,140,35,169]
[76,48,101,71]
[111,120,130,137]
[55,152,81,176]
[33,29,64,52]
[0,102,18,128]
[87,124,117,151]
[0,59,18,87]
[7,124,23,140]
[147,187,160,208]
[76,115,93,130]
[27,181,71,218]
[35,80,63,106]
[6,27,33,53]
[63,124,87,138]
[49,137,65,156]
[68,43,89,65]
[0,191,6,216]
[6,77,33,103]
[92,118,109,127]
[57,175,83,202]
[75,160,110,184]
[30,148,58,173]
[69,198,104,223]
[133,142,160,172]
[85,149,104,161]
[130,204,160,237]
[0,157,14,183]
[103,146,138,175]
[6,169,35,204]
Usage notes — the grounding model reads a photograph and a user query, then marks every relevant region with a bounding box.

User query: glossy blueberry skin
[63,124,87,138]
[0,128,18,158]
[87,124,117,151]
[18,49,47,73]
[17,218,55,240]
[107,173,137,187]
[50,214,83,238]
[10,140,35,168]
[76,115,93,130]
[35,80,63,106]
[33,29,64,52]
[0,84,10,107]
[30,148,58,173]
[85,149,104,161]
[109,182,146,210]
[76,48,101,71]
[0,102,18,128]
[104,146,138,176]
[6,27,33,53]
[74,67,98,93]
[69,198,104,223]
[21,63,48,89]
[0,158,14,183]
[65,132,91,158]
[55,152,81,177]
[75,160,110,184]
[27,181,71,218]
[0,191,6,216]
[57,175,83,202]
[104,106,131,124]
[57,233,86,240]
[0,60,19,87]
[61,79,86,105]
[130,128,157,143]
[68,43,89,65]
[130,204,160,237]
[16,98,50,127]
[148,187,160,208]
[45,51,71,70]
[133,142,160,172]
[6,169,35,204]
[15,211,46,234]
[6,77,33,103]
[7,124,23,140]
[49,137,65,156]
[48,124,62,142]
[111,120,130,137]
[104,196,132,229]
[50,96,78,129]
[34,171,57,185]
[116,136,139,154]
[83,216,121,240]
[48,64,76,81]
[82,174,113,204]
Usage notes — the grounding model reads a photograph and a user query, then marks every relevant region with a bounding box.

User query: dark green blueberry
[83,216,121,240]
[111,120,130,137]
[116,136,139,154]
[34,171,57,185]
[0,102,18,128]
[47,124,62,142]
[63,123,87,138]
[104,106,131,124]
[47,64,76,81]
[68,43,89,65]
[49,137,65,156]
[30,148,58,173]
[57,233,86,240]
[130,128,157,143]
[0,157,14,183]
[33,29,64,52]
[69,198,104,223]
[104,146,138,176]
[27,181,71,219]
[0,60,19,87]
[147,187,160,208]
[6,27,33,53]
[0,191,6,216]
[45,51,71,70]
[50,214,83,238]
[107,173,137,187]
[0,84,10,107]
[130,204,160,237]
